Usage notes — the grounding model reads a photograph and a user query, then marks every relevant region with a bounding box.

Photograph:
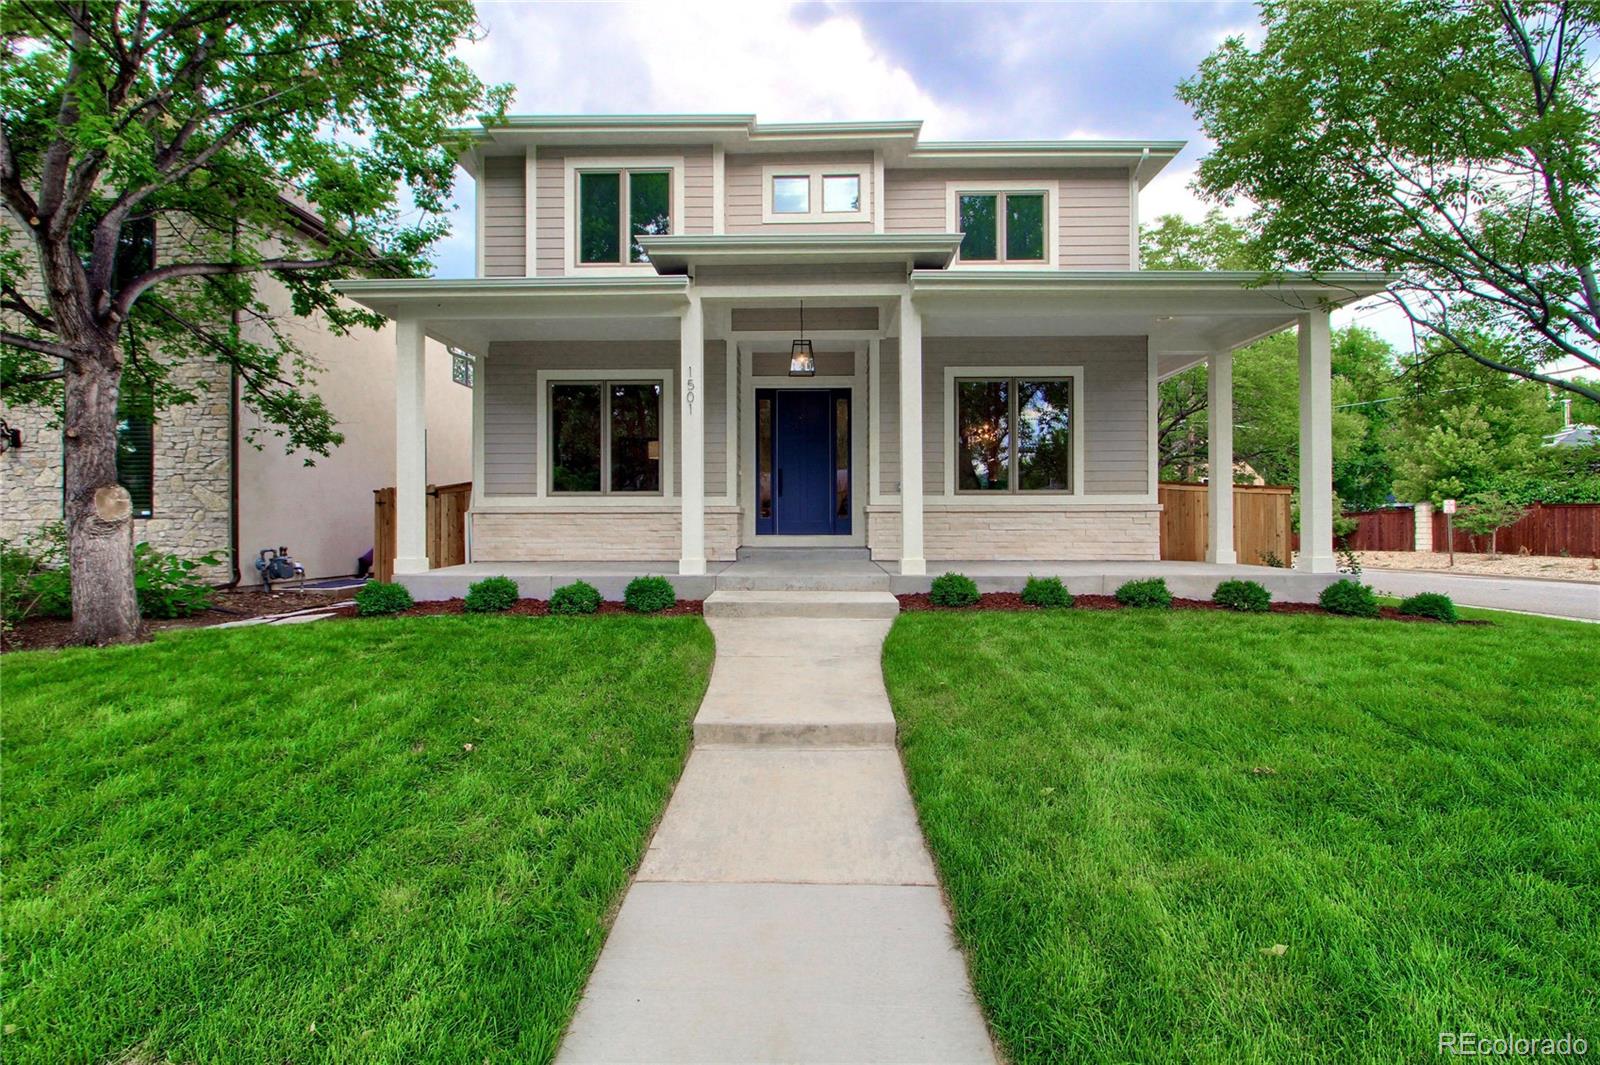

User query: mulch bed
[896,592,1488,624]
[326,597,704,620]
[2,587,359,654]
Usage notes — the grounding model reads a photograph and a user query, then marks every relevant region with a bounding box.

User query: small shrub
[1213,578,1272,613]
[133,542,219,619]
[0,522,71,628]
[624,575,676,613]
[1258,551,1288,569]
[1399,591,1457,624]
[1115,578,1172,609]
[1318,578,1378,618]
[550,580,601,615]
[930,572,980,607]
[355,580,414,617]
[464,575,519,613]
[1021,575,1073,608]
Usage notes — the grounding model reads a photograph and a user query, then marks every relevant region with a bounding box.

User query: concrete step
[717,571,893,593]
[735,546,872,562]
[692,651,898,747]
[703,589,900,619]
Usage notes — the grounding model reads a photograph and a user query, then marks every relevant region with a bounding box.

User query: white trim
[868,337,882,503]
[898,292,925,575]
[1128,169,1140,269]
[532,367,676,500]
[941,365,1085,498]
[523,147,538,276]
[712,144,726,235]
[760,163,872,224]
[473,148,486,278]
[944,180,1059,268]
[1146,341,1158,496]
[872,151,886,234]
[723,324,737,506]
[562,155,686,276]
[680,294,706,573]
[470,349,487,510]
[737,343,868,546]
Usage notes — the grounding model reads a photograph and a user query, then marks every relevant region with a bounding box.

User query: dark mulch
[328,597,704,620]
[896,592,1488,624]
[2,587,359,653]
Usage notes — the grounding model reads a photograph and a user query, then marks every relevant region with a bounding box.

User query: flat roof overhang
[457,115,1184,185]
[911,270,1396,377]
[335,276,691,350]
[638,233,961,275]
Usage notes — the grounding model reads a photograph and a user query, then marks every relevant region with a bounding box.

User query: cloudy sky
[435,0,1402,344]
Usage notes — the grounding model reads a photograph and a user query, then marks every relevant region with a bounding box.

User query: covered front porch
[339,241,1389,589]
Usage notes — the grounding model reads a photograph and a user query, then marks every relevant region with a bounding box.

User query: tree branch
[0,331,77,360]
[110,255,344,322]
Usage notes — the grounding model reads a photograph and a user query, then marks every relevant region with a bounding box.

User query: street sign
[1443,498,1457,514]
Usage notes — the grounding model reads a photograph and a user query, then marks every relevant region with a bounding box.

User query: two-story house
[339,114,1388,596]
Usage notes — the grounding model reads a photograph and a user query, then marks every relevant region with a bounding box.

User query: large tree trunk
[63,346,141,644]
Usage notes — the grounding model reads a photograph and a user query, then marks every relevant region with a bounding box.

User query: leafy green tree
[1181,0,1600,405]
[1389,341,1560,502]
[1139,209,1258,272]
[1453,492,1530,557]
[1,2,509,644]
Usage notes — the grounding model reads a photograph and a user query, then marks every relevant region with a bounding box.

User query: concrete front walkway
[556,595,996,1064]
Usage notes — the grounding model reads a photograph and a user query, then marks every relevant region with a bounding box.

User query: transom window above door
[576,168,673,265]
[947,183,1056,266]
[762,165,871,223]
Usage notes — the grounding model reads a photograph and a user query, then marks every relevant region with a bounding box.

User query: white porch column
[898,292,926,575]
[1206,349,1237,565]
[393,316,429,575]
[679,292,707,575]
[1296,308,1337,573]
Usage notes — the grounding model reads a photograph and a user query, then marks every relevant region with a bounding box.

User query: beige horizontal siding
[481,155,525,277]
[882,167,1133,268]
[921,336,1149,496]
[878,339,900,495]
[730,306,879,332]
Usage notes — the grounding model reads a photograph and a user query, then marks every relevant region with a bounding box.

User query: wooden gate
[372,481,471,581]
[1159,483,1294,566]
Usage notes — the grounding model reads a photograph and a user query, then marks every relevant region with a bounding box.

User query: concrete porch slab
[554,882,996,1065]
[638,747,937,886]
[703,589,900,619]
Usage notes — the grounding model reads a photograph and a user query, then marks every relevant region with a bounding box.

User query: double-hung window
[549,380,663,494]
[954,376,1074,493]
[577,168,672,265]
[117,376,156,518]
[953,188,1049,264]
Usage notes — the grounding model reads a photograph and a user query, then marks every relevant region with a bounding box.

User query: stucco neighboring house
[0,212,471,583]
[338,114,1389,590]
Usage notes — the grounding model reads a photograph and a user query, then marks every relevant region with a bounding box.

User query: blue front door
[756,389,851,536]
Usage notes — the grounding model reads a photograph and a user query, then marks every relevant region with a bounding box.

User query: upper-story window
[947,182,1057,267]
[762,165,871,223]
[578,168,671,264]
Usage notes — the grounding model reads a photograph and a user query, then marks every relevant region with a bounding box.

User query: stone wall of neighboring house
[1,213,235,578]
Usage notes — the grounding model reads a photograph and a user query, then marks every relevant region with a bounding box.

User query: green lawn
[1,615,714,1065]
[883,607,1599,1063]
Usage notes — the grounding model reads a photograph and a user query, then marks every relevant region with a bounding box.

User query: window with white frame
[954,376,1073,492]
[577,169,672,265]
[548,380,663,494]
[950,187,1050,264]
[762,165,871,223]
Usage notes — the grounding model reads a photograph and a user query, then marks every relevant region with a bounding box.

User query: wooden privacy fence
[1159,483,1294,565]
[1344,507,1417,552]
[372,481,471,582]
[1432,503,1599,556]
[1341,503,1600,556]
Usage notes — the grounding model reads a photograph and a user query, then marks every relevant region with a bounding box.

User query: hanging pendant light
[789,300,816,377]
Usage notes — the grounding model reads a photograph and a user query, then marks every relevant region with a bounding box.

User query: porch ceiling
[911,269,1395,378]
